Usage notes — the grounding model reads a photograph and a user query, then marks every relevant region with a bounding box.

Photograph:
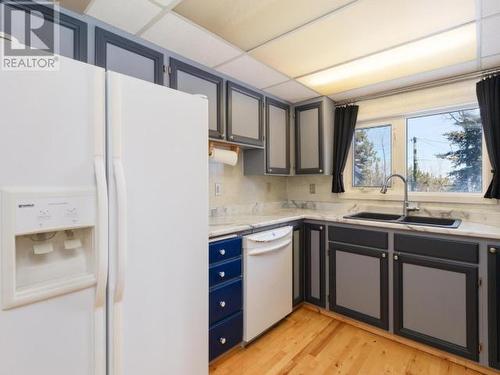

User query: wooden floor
[209,307,486,375]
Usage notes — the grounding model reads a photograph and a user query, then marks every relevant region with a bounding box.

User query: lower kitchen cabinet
[488,245,500,369]
[329,242,389,329]
[292,224,304,307]
[208,237,243,361]
[393,253,479,361]
[304,223,326,308]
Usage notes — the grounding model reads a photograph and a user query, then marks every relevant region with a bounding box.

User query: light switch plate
[215,183,222,196]
[309,184,316,194]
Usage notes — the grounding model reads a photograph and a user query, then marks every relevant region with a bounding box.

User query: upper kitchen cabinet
[169,58,224,139]
[95,28,164,84]
[3,1,87,61]
[294,96,334,175]
[226,81,264,147]
[244,97,290,175]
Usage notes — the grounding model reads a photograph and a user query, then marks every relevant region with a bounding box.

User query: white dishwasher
[243,226,293,343]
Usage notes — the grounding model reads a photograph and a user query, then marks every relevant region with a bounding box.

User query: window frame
[352,123,393,188]
[404,105,489,198]
[342,103,494,205]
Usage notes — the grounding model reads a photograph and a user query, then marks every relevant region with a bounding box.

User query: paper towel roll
[210,147,238,166]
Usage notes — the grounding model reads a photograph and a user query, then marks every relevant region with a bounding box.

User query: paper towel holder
[208,141,240,157]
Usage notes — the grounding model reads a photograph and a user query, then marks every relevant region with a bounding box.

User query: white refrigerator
[0,54,208,375]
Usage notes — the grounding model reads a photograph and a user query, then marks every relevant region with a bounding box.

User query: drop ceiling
[62,0,500,103]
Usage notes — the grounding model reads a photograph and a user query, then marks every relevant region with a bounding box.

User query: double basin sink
[344,212,461,228]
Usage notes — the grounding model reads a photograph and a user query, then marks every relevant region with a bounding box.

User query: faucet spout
[380,174,410,217]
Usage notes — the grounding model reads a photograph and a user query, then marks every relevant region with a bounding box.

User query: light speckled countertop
[209,208,500,240]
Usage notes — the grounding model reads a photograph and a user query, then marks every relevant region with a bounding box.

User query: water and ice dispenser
[1,189,97,309]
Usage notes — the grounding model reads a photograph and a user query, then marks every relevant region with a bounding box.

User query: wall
[209,155,287,211]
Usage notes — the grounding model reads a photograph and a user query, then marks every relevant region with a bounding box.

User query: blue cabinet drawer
[209,312,243,361]
[209,279,242,325]
[209,237,242,264]
[209,258,242,287]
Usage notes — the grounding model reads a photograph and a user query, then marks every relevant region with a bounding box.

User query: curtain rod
[335,66,500,106]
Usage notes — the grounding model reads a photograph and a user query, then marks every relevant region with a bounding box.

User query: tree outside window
[407,109,482,193]
[353,125,392,187]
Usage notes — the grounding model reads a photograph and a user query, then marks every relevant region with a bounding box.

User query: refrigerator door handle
[94,156,108,307]
[113,158,127,303]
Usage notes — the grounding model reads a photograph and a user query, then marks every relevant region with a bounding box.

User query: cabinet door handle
[219,337,227,345]
[219,271,226,278]
[490,247,497,254]
[381,253,386,258]
[219,249,226,256]
[393,255,399,261]
[219,301,226,308]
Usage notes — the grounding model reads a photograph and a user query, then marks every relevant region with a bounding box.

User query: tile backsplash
[209,158,500,226]
[209,156,287,209]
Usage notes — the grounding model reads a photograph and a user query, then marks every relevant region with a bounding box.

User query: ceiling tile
[142,12,242,67]
[264,80,319,103]
[86,0,162,34]
[150,0,181,8]
[298,24,477,95]
[482,0,500,18]
[216,55,288,89]
[250,0,476,77]
[481,13,500,57]
[173,0,352,51]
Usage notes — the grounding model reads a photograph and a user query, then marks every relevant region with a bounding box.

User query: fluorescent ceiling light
[298,23,477,95]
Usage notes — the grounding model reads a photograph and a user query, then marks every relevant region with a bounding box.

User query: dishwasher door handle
[247,239,292,256]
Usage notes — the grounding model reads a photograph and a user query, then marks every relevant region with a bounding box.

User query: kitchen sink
[344,212,461,228]
[399,216,461,228]
[346,212,403,221]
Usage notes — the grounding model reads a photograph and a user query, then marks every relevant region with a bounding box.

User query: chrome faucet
[380,174,419,217]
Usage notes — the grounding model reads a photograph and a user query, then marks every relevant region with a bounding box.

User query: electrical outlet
[309,184,316,194]
[266,182,272,193]
[215,183,222,196]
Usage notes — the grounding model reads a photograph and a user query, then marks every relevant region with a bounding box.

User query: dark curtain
[331,105,359,193]
[477,76,500,199]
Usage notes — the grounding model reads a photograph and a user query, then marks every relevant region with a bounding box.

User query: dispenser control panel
[14,193,96,235]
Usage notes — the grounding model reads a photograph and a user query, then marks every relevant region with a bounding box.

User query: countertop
[209,208,500,240]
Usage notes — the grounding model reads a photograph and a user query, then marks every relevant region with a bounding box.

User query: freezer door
[106,71,208,375]
[0,56,106,374]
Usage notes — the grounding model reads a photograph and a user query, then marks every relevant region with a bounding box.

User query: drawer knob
[393,255,399,261]
[490,247,497,254]
[219,271,226,278]
[219,249,226,256]
[219,337,227,345]
[219,301,226,308]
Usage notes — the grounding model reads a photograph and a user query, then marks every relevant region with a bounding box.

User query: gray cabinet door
[95,28,164,84]
[329,243,389,329]
[295,102,323,174]
[488,245,500,369]
[394,253,479,361]
[305,223,325,307]
[293,225,304,307]
[226,81,264,147]
[266,98,290,175]
[169,58,223,139]
[3,1,87,61]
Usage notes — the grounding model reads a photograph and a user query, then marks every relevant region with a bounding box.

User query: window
[407,108,482,193]
[353,125,392,187]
